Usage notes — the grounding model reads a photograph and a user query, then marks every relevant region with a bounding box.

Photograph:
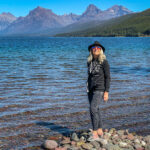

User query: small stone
[134,139,140,144]
[134,143,143,149]
[79,136,86,142]
[90,141,100,149]
[81,143,93,150]
[118,141,128,148]
[76,141,85,147]
[98,138,108,146]
[48,136,61,141]
[124,129,129,135]
[136,148,144,150]
[109,128,115,134]
[55,147,67,150]
[120,135,127,140]
[63,144,71,149]
[71,133,79,142]
[43,140,58,150]
[141,140,146,147]
[104,143,122,150]
[104,132,111,137]
[61,138,71,144]
[117,130,125,136]
[145,145,150,150]
[112,134,119,140]
[104,129,108,132]
[145,135,150,144]
[71,141,76,146]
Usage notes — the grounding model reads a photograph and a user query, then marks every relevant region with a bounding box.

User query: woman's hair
[87,49,106,64]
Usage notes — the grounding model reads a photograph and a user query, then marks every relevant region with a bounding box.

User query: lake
[0,37,150,149]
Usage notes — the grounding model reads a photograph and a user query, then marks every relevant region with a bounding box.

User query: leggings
[88,90,104,130]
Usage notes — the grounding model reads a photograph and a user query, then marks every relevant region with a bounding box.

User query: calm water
[0,37,150,149]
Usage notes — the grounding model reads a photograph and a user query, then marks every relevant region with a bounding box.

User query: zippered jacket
[87,58,111,92]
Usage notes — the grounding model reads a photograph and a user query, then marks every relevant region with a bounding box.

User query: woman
[86,41,111,141]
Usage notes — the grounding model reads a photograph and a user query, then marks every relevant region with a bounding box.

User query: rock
[79,136,86,142]
[141,140,146,147]
[61,138,71,144]
[104,132,111,138]
[134,143,143,149]
[76,141,85,147]
[43,140,58,150]
[98,138,108,146]
[55,147,67,150]
[103,134,110,140]
[81,143,93,150]
[109,128,116,134]
[145,145,150,150]
[101,148,106,150]
[120,135,127,140]
[124,129,129,135]
[48,136,61,141]
[104,129,108,132]
[136,148,144,150]
[134,139,141,144]
[145,135,150,144]
[127,133,135,140]
[63,144,71,149]
[71,133,80,142]
[104,143,122,150]
[117,130,125,136]
[112,134,119,140]
[90,141,101,149]
[71,141,76,146]
[118,141,128,148]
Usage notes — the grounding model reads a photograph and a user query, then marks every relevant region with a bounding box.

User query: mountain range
[0,4,133,36]
[55,8,150,37]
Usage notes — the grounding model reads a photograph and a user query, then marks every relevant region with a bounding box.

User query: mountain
[0,4,133,36]
[0,12,17,31]
[1,6,63,35]
[55,8,150,37]
[79,4,133,22]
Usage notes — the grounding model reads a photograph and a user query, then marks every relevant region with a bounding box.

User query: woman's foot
[87,130,100,141]
[97,128,103,137]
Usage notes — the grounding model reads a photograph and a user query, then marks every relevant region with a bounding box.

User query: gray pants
[88,90,104,130]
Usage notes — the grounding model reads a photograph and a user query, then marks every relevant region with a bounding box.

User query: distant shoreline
[0,35,150,38]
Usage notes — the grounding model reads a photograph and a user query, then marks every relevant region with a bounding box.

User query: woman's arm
[103,59,111,101]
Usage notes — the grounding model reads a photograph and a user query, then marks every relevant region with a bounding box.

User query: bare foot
[92,130,99,139]
[97,128,103,136]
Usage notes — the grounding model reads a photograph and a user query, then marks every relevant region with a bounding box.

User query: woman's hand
[104,92,109,102]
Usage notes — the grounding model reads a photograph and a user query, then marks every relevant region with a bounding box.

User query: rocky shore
[41,128,150,150]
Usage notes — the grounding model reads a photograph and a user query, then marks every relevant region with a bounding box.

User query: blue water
[0,37,150,149]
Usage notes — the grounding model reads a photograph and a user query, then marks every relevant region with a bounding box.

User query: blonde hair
[87,49,106,64]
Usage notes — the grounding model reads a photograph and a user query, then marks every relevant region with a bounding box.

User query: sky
[0,0,150,17]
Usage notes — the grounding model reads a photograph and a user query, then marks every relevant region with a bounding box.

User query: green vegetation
[55,9,150,37]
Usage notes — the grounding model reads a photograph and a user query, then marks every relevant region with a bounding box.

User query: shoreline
[38,127,150,150]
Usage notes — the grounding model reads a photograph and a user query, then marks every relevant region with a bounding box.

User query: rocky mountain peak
[82,4,102,17]
[107,5,132,14]
[28,6,55,17]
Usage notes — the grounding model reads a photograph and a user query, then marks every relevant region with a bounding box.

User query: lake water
[0,37,150,149]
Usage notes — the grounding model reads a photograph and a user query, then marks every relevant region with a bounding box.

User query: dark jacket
[87,58,111,92]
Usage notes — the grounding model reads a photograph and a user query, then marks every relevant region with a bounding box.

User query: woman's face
[91,46,102,57]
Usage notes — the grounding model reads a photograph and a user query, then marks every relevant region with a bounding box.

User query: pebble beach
[41,128,150,150]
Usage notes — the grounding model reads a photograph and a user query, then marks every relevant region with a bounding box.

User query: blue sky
[0,0,150,17]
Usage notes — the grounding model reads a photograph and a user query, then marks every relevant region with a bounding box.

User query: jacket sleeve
[103,59,111,92]
[86,62,90,93]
